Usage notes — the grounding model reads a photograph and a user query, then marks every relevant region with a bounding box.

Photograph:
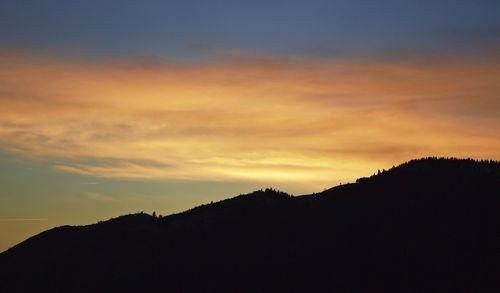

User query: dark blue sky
[2,0,500,59]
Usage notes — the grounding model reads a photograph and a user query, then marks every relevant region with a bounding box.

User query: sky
[1,0,500,251]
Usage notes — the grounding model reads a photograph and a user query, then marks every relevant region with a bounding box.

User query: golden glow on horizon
[0,53,499,188]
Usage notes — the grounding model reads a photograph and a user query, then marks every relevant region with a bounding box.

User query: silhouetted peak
[243,188,292,199]
[356,157,500,184]
[199,188,292,208]
[397,157,500,171]
[99,212,154,224]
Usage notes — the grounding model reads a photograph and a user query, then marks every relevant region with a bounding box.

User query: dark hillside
[1,158,499,292]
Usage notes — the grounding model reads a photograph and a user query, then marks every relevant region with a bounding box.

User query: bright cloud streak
[0,53,499,189]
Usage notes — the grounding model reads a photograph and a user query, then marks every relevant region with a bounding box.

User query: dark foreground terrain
[1,158,500,292]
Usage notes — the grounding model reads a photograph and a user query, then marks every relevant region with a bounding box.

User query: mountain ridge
[1,157,500,292]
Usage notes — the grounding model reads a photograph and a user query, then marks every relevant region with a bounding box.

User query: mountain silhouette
[1,157,499,292]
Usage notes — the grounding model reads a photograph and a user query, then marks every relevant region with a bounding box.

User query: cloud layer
[1,53,499,188]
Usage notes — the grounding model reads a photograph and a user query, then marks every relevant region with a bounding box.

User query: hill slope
[1,158,500,292]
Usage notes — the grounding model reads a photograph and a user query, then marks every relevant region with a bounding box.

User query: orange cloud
[0,52,499,191]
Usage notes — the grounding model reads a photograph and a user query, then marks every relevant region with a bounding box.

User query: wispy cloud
[84,192,116,202]
[0,52,499,187]
[0,218,48,222]
[62,192,154,204]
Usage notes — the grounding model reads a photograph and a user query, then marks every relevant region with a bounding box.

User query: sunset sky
[1,0,500,251]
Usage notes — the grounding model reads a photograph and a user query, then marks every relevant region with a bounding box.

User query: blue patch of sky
[1,0,499,60]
